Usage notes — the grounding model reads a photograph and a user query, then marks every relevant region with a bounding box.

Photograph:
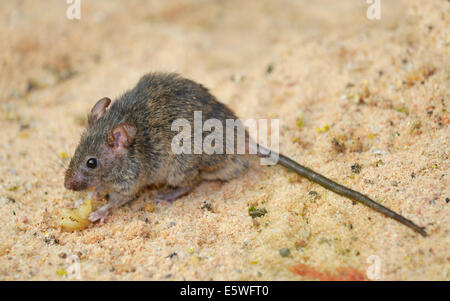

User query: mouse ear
[88,97,111,127]
[108,123,137,155]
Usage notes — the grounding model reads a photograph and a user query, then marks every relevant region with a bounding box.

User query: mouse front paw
[88,206,111,223]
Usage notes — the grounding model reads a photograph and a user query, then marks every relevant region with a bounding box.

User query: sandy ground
[0,0,448,280]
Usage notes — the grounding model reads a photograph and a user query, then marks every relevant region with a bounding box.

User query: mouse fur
[65,72,248,222]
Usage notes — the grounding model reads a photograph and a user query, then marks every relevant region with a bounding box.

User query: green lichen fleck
[248,206,267,218]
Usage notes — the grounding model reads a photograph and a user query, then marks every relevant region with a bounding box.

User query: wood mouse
[64,72,427,236]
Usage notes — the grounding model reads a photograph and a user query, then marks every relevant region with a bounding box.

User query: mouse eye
[86,158,97,169]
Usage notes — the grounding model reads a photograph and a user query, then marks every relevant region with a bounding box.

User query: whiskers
[44,144,71,173]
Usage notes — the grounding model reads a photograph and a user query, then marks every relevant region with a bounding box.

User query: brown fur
[65,72,248,222]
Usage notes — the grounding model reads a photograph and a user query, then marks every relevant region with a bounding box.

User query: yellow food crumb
[58,199,92,231]
[291,137,301,143]
[296,112,304,128]
[316,124,330,133]
[395,107,409,114]
[7,185,18,191]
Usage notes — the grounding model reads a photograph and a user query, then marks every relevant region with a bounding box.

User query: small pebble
[1,196,15,203]
[301,230,310,239]
[370,147,389,156]
[44,235,59,245]
[295,240,307,249]
[201,201,213,211]
[308,191,321,201]
[364,179,375,184]
[351,163,362,174]
[166,252,178,259]
[279,248,290,257]
[319,237,329,245]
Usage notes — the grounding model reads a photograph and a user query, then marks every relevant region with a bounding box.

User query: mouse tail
[254,144,427,237]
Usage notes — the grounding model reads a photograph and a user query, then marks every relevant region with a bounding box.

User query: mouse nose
[64,179,75,190]
[64,175,88,191]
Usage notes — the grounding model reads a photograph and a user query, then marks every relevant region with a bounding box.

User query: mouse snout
[64,173,89,191]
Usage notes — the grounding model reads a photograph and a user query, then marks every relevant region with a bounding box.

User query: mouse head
[64,97,137,191]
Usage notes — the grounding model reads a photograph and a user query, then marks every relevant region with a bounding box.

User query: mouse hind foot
[201,156,249,181]
[155,186,193,203]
